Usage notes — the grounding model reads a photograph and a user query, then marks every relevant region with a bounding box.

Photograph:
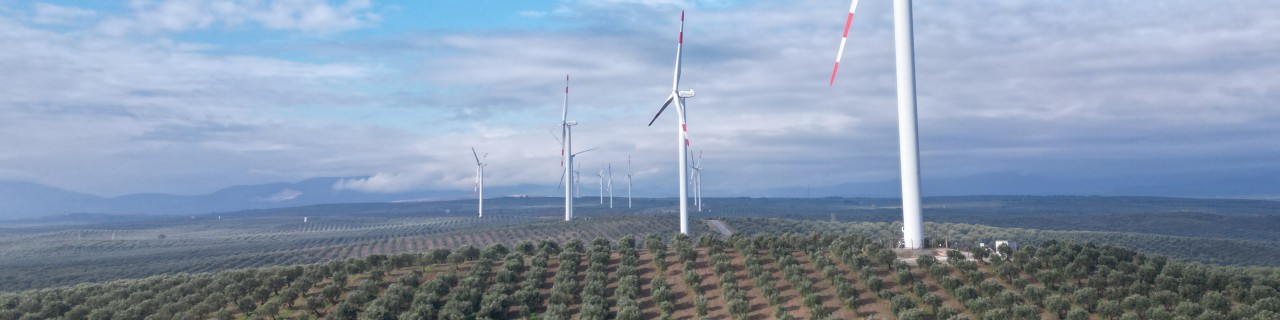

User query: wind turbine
[830,0,925,249]
[626,156,633,208]
[558,74,578,221]
[648,10,695,235]
[607,163,614,208]
[596,166,605,204]
[690,150,703,212]
[471,147,487,218]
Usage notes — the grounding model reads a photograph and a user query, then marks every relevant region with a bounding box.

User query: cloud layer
[0,0,1277,198]
[96,0,378,35]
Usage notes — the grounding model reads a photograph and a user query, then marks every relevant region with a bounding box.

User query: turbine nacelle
[677,89,696,98]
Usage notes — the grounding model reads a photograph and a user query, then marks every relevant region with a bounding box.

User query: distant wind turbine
[558,150,598,197]
[471,147,487,218]
[596,166,605,204]
[626,155,633,208]
[648,10,696,235]
[829,0,926,249]
[690,150,703,212]
[608,163,614,208]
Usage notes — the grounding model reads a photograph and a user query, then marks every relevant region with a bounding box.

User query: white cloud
[96,0,379,36]
[400,0,1280,195]
[333,172,431,193]
[32,2,97,25]
[259,188,302,202]
[1,0,1278,198]
[0,10,388,196]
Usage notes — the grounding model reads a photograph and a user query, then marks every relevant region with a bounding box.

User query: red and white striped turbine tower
[830,0,926,249]
[648,10,696,235]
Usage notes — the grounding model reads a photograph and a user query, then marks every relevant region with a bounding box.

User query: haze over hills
[757,170,1280,199]
[3,169,1279,220]
[0,178,551,220]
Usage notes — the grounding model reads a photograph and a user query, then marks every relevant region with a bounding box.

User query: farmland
[2,233,1277,320]
[1,195,1278,294]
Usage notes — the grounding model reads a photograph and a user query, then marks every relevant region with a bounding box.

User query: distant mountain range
[0,178,552,220]
[3,169,1276,220]
[756,170,1280,199]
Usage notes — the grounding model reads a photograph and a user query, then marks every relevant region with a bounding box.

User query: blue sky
[0,0,1277,198]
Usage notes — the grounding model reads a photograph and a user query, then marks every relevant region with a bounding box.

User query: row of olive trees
[3,231,1278,320]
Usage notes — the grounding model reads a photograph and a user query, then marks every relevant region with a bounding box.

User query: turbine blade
[549,129,563,146]
[830,0,860,86]
[557,168,566,190]
[471,147,481,165]
[561,126,568,166]
[648,94,675,126]
[675,10,684,89]
[574,146,600,155]
[562,75,569,122]
[550,129,565,166]
[561,75,570,166]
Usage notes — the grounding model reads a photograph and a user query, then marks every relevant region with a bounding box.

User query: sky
[0,0,1277,198]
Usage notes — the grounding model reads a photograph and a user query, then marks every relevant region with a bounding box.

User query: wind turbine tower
[626,156,633,208]
[575,162,582,198]
[691,151,703,212]
[829,0,925,249]
[471,147,487,218]
[648,11,695,235]
[608,163,614,208]
[597,167,605,204]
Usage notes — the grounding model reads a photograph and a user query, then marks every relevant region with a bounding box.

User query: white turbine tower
[608,163,614,208]
[830,0,925,249]
[471,147,488,218]
[648,10,695,235]
[596,167,605,204]
[690,150,703,212]
[626,155,633,208]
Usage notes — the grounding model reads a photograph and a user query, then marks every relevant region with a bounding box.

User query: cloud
[96,0,379,36]
[32,3,97,25]
[333,173,433,193]
[396,0,1280,195]
[518,11,547,18]
[0,9,390,196]
[258,188,302,202]
[0,0,1278,198]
